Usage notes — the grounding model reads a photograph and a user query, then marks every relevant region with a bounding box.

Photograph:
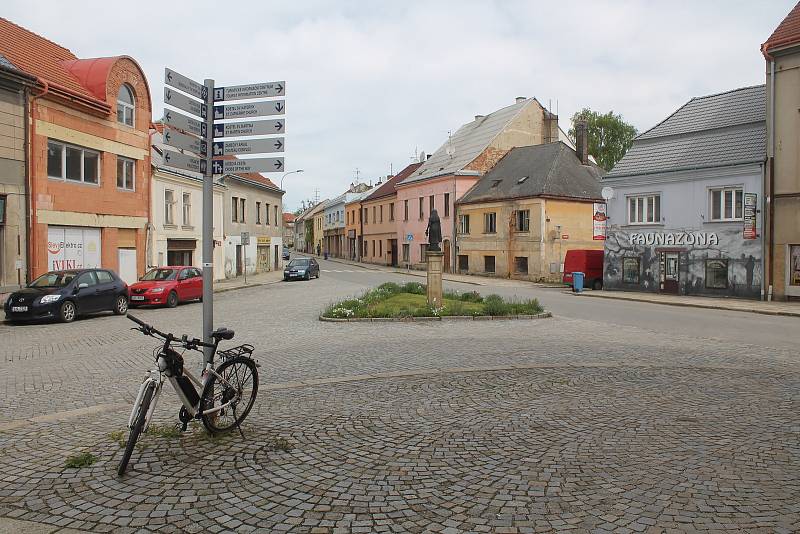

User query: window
[429,195,435,214]
[372,240,375,256]
[790,245,800,286]
[515,210,530,232]
[0,195,5,224]
[389,202,395,221]
[256,202,262,224]
[514,256,528,274]
[705,259,729,289]
[182,192,191,226]
[404,200,409,221]
[379,205,383,223]
[402,243,410,262]
[372,206,376,223]
[419,197,424,220]
[484,255,496,273]
[444,193,450,217]
[458,254,469,272]
[75,271,98,288]
[47,141,100,184]
[231,197,239,223]
[165,190,176,225]
[628,194,661,224]
[484,212,497,233]
[622,258,640,284]
[117,84,135,126]
[379,240,382,257]
[363,207,368,225]
[363,240,368,256]
[275,206,278,227]
[240,198,246,223]
[710,187,743,221]
[265,203,270,225]
[420,244,428,262]
[96,270,114,284]
[116,157,135,190]
[459,214,470,234]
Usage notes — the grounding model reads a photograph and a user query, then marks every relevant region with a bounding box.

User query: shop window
[48,141,100,184]
[117,84,135,127]
[444,193,450,217]
[628,194,661,224]
[790,245,800,286]
[183,193,192,226]
[165,190,176,225]
[705,259,728,289]
[117,157,135,191]
[514,256,528,274]
[515,210,530,232]
[484,212,497,233]
[459,214,470,234]
[709,187,743,221]
[458,254,469,272]
[484,255,496,273]
[402,244,410,262]
[622,257,640,284]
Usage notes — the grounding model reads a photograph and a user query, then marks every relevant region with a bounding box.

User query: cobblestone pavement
[1,264,798,532]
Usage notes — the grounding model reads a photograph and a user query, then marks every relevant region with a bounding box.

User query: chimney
[516,96,526,103]
[575,119,589,165]
[474,115,485,121]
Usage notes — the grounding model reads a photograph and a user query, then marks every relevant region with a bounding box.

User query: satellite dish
[601,186,614,201]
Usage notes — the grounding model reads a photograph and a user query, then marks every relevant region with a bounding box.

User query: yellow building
[456,141,604,282]
[310,200,327,256]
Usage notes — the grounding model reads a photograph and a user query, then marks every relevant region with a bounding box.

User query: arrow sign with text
[163,150,207,174]
[213,81,285,102]
[212,119,284,138]
[163,127,207,156]
[165,68,207,101]
[212,157,284,175]
[213,100,285,121]
[212,138,284,156]
[164,88,207,119]
[163,109,207,139]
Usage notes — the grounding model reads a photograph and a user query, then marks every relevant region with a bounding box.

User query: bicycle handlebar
[127,314,216,351]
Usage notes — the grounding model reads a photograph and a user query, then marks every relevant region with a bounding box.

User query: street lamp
[280,169,304,191]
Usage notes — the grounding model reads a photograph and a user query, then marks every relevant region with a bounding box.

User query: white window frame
[484,212,497,234]
[627,194,661,225]
[117,84,135,127]
[117,156,135,191]
[165,189,176,226]
[708,186,743,222]
[515,209,530,232]
[182,192,192,227]
[47,140,101,185]
[459,214,470,234]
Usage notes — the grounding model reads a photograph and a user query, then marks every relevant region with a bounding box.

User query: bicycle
[118,314,259,476]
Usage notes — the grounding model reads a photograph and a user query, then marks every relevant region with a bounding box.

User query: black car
[3,269,129,323]
[283,257,320,281]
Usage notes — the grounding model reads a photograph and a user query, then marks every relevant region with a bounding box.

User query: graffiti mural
[604,226,762,299]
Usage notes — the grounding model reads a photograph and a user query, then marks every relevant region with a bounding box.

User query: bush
[482,294,507,316]
[401,282,426,295]
[460,290,483,303]
[376,282,402,295]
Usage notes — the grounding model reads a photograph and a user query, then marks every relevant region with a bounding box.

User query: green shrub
[482,294,508,316]
[376,282,402,295]
[445,300,467,316]
[503,298,543,315]
[401,281,426,295]
[460,291,483,303]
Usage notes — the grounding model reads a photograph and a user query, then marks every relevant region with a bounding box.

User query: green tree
[568,109,637,171]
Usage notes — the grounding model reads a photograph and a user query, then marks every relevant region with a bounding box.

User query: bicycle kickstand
[232,406,245,439]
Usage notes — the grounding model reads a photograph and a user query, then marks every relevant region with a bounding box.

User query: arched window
[117,84,135,126]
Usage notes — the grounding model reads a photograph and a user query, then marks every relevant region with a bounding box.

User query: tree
[568,109,637,171]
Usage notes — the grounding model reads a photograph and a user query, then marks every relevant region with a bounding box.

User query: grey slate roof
[458,142,604,204]
[606,85,766,178]
[0,53,17,71]
[400,98,547,185]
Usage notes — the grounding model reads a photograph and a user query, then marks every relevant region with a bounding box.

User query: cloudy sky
[4,0,794,210]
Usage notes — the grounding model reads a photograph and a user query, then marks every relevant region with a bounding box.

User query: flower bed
[321,282,545,319]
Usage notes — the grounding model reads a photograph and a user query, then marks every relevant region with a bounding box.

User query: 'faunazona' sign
[630,232,719,247]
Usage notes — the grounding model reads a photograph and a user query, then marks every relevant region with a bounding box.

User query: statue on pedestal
[425,209,442,252]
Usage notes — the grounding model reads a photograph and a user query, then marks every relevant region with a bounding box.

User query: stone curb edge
[213,279,282,294]
[318,311,553,322]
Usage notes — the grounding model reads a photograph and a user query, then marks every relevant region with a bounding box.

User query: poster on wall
[791,245,800,287]
[592,203,607,240]
[47,227,101,271]
[743,192,757,239]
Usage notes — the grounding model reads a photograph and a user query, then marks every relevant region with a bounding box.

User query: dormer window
[117,84,135,127]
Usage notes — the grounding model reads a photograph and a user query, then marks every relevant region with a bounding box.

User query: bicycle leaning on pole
[118,314,259,476]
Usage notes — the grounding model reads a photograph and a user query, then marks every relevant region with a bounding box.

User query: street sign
[406,233,413,241]
[165,68,207,101]
[213,100,285,121]
[163,109,207,139]
[213,138,284,156]
[162,150,206,174]
[164,88,207,119]
[163,127,207,156]
[743,192,757,239]
[214,81,285,102]
[212,119,285,138]
[241,232,250,245]
[212,157,284,175]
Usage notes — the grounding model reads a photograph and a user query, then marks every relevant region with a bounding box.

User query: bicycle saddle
[211,327,235,340]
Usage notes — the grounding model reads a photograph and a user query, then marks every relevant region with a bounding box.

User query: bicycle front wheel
[118,381,155,476]
[200,356,259,434]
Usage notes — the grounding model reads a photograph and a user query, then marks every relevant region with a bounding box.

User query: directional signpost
[164,127,207,156]
[213,119,284,138]
[164,88,207,119]
[163,109,206,138]
[213,81,285,102]
[165,68,207,101]
[213,100,285,120]
[162,150,206,174]
[213,138,284,156]
[212,157,284,175]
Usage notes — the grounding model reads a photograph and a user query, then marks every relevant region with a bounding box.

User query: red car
[128,266,203,308]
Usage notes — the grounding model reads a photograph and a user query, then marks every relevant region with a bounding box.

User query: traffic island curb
[318,312,552,322]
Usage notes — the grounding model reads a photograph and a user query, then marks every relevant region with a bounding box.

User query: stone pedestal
[426,251,444,308]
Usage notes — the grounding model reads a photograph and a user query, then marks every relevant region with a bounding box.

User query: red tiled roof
[217,154,279,189]
[283,212,295,223]
[364,162,423,201]
[763,1,800,56]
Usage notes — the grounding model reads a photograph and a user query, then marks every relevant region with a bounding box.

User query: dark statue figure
[425,209,442,252]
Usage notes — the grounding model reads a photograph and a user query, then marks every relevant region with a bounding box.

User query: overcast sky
[4,0,794,210]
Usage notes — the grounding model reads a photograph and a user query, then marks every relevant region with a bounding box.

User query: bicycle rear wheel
[118,382,154,476]
[200,356,258,434]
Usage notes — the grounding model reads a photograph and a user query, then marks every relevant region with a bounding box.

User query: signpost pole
[202,79,215,365]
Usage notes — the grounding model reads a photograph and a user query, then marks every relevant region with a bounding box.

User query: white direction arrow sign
[213,138,284,156]
[213,81,285,102]
[212,157,284,175]
[163,109,207,139]
[163,150,206,174]
[164,68,207,101]
[213,100,285,121]
[164,88,207,119]
[164,127,207,156]
[213,119,284,138]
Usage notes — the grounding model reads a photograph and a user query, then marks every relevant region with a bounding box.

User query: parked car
[283,257,320,281]
[282,246,291,260]
[129,266,203,308]
[3,269,129,323]
[563,249,604,290]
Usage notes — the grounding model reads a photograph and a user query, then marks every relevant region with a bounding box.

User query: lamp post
[280,169,304,191]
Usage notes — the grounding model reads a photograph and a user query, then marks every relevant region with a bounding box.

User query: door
[390,240,398,267]
[443,239,451,273]
[661,252,679,294]
[94,270,119,310]
[190,268,203,299]
[176,268,193,301]
[118,248,137,285]
[236,245,243,276]
[274,245,280,270]
[73,271,101,313]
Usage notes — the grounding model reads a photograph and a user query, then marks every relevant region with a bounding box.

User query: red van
[563,249,604,290]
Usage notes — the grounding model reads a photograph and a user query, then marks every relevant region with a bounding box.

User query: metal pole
[202,78,214,365]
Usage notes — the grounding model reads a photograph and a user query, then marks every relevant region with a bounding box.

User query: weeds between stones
[65,452,97,468]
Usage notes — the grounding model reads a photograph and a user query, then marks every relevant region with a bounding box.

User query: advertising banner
[592,203,607,240]
[743,193,757,240]
[47,227,101,271]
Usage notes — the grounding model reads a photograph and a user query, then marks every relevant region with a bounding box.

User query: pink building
[395,97,563,272]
